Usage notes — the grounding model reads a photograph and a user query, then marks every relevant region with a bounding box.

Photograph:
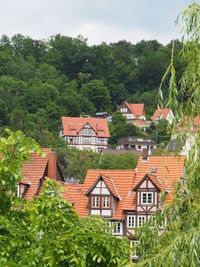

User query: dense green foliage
[134,3,200,266]
[0,34,185,147]
[0,129,131,266]
[56,139,138,182]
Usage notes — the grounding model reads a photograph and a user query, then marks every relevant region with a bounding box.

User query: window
[141,192,153,205]
[15,184,20,197]
[127,215,135,228]
[113,222,121,234]
[138,216,146,227]
[91,196,100,208]
[121,107,127,113]
[102,196,110,208]
[138,145,141,149]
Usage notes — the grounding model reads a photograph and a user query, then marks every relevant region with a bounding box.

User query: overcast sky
[1,0,194,45]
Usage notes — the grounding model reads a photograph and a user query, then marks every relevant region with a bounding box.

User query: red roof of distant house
[152,108,170,122]
[61,117,110,138]
[184,116,200,132]
[124,102,145,117]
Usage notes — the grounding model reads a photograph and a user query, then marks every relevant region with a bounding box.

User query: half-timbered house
[60,117,110,152]
[63,155,185,239]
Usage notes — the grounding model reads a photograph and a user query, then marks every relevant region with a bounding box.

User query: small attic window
[77,188,81,192]
[151,168,157,173]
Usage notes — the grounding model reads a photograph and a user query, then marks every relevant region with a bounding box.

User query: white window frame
[112,222,122,235]
[102,196,110,208]
[92,196,99,208]
[121,107,127,113]
[127,215,136,228]
[141,192,153,205]
[138,216,146,227]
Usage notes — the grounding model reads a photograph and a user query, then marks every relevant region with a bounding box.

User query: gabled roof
[61,117,110,137]
[133,173,167,192]
[135,156,185,202]
[85,174,121,200]
[124,102,145,117]
[20,148,65,200]
[61,157,185,219]
[70,170,135,220]
[152,108,170,122]
[121,156,185,211]
[21,148,52,200]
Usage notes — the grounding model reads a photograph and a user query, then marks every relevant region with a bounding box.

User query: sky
[1,0,194,45]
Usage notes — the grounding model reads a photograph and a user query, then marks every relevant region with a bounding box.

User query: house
[17,148,65,199]
[62,154,185,238]
[169,116,200,157]
[60,117,110,153]
[152,108,174,124]
[118,101,151,131]
[117,136,157,153]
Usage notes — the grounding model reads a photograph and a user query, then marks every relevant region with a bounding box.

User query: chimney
[48,151,57,180]
[142,148,149,161]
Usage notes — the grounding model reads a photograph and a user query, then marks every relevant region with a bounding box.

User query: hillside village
[15,103,200,260]
[1,2,200,265]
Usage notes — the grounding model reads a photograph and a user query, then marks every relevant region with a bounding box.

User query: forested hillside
[0,34,186,146]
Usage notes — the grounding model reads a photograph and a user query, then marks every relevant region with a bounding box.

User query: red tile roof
[85,174,121,199]
[122,156,185,211]
[137,156,185,200]
[61,117,110,137]
[124,102,145,117]
[61,183,83,211]
[71,170,135,220]
[21,148,52,200]
[20,148,65,200]
[62,156,185,220]
[152,108,170,122]
[184,116,200,132]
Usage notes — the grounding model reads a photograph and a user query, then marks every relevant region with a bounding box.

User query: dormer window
[102,196,110,208]
[141,192,153,205]
[91,196,100,208]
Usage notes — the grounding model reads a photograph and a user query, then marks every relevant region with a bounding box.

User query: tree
[98,152,138,170]
[81,79,111,112]
[135,3,200,266]
[0,129,132,266]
